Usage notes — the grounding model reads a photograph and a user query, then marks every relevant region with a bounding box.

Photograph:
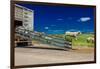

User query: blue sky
[18,3,95,34]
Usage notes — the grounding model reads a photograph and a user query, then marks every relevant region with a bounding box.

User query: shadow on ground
[16,46,72,51]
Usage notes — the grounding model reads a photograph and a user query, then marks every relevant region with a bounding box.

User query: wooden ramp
[15,26,72,50]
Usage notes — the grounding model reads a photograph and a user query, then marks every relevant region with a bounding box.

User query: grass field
[49,33,94,47]
[72,34,94,47]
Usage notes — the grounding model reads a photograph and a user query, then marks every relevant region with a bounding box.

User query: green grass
[49,34,94,47]
[72,34,94,47]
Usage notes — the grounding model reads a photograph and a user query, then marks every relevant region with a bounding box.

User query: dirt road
[15,45,94,66]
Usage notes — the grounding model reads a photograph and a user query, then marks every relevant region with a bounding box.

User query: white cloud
[51,25,56,26]
[57,18,63,20]
[78,17,91,22]
[44,27,49,29]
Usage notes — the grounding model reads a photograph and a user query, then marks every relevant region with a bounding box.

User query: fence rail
[15,26,72,49]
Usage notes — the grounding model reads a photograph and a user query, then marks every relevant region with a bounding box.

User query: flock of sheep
[34,31,94,43]
[65,31,94,43]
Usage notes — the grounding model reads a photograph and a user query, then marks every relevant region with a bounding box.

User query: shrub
[64,35,73,42]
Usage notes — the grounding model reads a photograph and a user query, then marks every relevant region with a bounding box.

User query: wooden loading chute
[15,26,72,49]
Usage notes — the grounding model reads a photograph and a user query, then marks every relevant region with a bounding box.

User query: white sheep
[87,37,94,43]
[65,31,81,40]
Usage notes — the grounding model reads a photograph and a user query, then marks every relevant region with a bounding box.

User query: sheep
[65,31,81,40]
[87,37,94,43]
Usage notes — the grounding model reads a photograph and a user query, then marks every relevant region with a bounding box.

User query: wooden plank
[15,41,32,43]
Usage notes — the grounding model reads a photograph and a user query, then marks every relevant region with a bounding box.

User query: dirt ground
[15,43,94,66]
